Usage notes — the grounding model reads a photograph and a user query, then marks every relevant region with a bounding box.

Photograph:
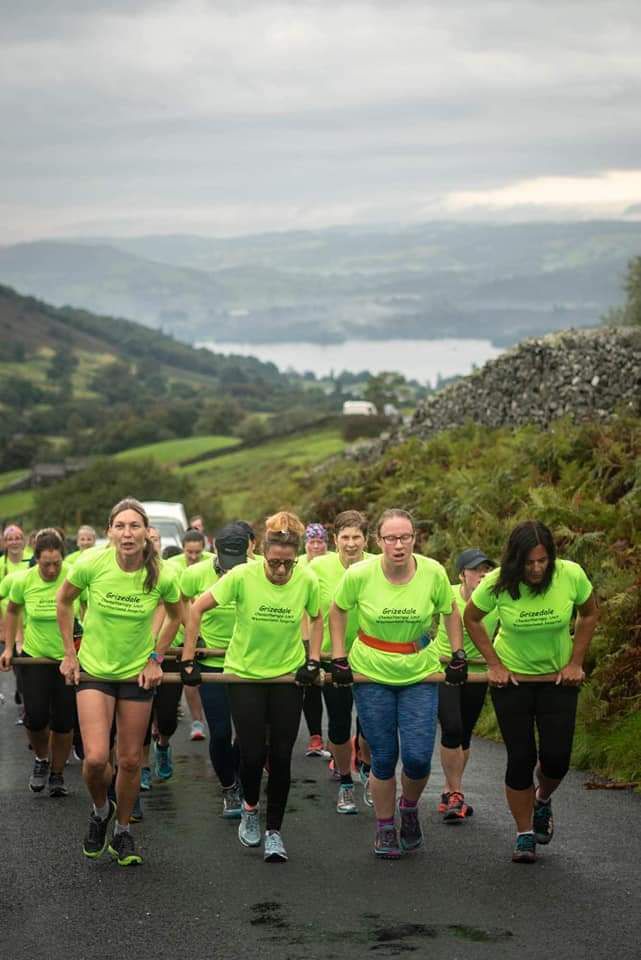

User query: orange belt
[358,630,429,655]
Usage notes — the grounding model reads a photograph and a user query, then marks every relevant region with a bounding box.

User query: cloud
[1,0,641,239]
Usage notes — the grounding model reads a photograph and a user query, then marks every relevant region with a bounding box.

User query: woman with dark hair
[182,511,322,864]
[464,519,598,864]
[329,508,464,859]
[302,510,374,813]
[0,529,76,796]
[299,522,329,758]
[57,497,182,867]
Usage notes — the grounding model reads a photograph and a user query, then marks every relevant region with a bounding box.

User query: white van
[141,501,188,551]
[342,400,378,416]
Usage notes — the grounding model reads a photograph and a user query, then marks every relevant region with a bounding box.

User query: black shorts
[78,680,154,702]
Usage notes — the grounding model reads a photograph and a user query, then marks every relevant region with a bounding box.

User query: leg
[438,683,465,794]
[490,685,537,832]
[199,668,236,789]
[398,683,439,801]
[227,684,269,806]
[264,685,304,831]
[535,684,579,799]
[322,682,353,776]
[353,684,399,819]
[184,684,204,723]
[50,670,76,775]
[20,659,53,758]
[155,676,182,745]
[77,689,116,808]
[302,684,323,738]
[113,697,154,826]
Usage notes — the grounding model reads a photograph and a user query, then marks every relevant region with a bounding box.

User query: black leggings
[321,661,353,745]
[491,683,579,791]
[438,682,487,750]
[302,684,322,737]
[154,663,182,738]
[228,683,303,831]
[19,656,75,734]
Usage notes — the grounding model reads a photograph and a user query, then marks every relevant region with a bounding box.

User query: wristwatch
[149,651,165,664]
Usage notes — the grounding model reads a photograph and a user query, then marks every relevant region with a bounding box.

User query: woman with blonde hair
[182,510,322,863]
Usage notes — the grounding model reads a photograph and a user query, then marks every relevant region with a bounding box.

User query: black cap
[456,548,496,573]
[234,519,256,542]
[215,522,249,572]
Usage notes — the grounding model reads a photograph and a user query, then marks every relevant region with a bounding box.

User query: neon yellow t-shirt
[67,548,180,680]
[9,563,70,660]
[334,554,453,686]
[471,559,593,675]
[180,558,239,668]
[166,551,213,571]
[433,583,499,672]
[211,559,320,679]
[1,570,26,626]
[0,555,31,616]
[309,551,375,656]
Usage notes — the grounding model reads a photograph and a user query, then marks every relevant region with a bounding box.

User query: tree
[32,457,195,529]
[194,398,245,436]
[363,371,407,413]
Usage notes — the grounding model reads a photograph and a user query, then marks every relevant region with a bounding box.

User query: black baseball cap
[456,548,496,573]
[215,522,249,572]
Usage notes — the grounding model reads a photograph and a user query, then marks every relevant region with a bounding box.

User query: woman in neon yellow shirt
[465,520,598,864]
[57,498,182,868]
[305,510,375,813]
[182,511,322,865]
[329,508,464,860]
[1,529,75,797]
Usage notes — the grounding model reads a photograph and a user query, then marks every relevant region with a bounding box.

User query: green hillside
[0,284,332,472]
[115,435,240,466]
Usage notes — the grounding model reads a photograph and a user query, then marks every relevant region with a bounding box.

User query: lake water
[202,338,503,386]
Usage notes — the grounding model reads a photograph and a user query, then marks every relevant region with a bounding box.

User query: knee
[369,745,399,781]
[117,753,142,776]
[538,750,571,782]
[402,753,431,780]
[83,752,110,775]
[505,750,537,790]
[440,727,463,750]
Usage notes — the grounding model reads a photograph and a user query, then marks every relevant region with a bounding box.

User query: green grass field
[0,488,35,522]
[115,434,240,466]
[183,426,346,518]
[0,468,30,492]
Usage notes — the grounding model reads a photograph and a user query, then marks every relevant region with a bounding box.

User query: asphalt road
[1,671,640,960]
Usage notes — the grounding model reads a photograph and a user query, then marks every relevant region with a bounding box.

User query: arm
[0,601,22,670]
[329,602,348,659]
[138,598,183,690]
[464,599,513,686]
[557,594,599,685]
[442,605,464,653]
[56,581,82,684]
[308,611,323,661]
[182,592,217,662]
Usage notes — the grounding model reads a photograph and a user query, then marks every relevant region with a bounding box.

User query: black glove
[180,658,202,687]
[328,657,354,685]
[295,658,321,685]
[445,651,468,685]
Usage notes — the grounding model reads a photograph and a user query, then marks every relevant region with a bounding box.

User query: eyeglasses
[380,533,414,545]
[265,558,297,571]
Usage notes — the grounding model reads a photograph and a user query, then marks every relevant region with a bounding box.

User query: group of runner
[0,502,598,868]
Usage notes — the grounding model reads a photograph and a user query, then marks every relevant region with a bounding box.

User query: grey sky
[2,0,641,240]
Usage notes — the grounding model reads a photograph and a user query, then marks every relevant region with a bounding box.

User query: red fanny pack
[358,630,429,655]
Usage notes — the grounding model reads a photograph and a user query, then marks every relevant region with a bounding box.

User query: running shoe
[130,795,144,823]
[337,783,358,814]
[264,830,288,863]
[305,735,330,758]
[29,758,50,793]
[109,829,143,867]
[443,791,470,822]
[190,720,206,741]
[222,783,243,819]
[327,757,341,782]
[437,791,450,814]
[140,766,152,792]
[399,805,423,851]
[359,765,374,807]
[154,743,173,780]
[512,832,537,863]
[83,800,116,859]
[533,798,554,845]
[48,773,68,798]
[238,806,261,847]
[374,824,402,860]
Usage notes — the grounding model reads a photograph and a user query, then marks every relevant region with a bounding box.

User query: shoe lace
[34,759,49,775]
[378,825,398,847]
[116,830,135,855]
[264,831,283,854]
[517,833,536,852]
[340,784,354,802]
[448,791,464,806]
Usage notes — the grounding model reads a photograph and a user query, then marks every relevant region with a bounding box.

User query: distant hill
[0,221,639,346]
